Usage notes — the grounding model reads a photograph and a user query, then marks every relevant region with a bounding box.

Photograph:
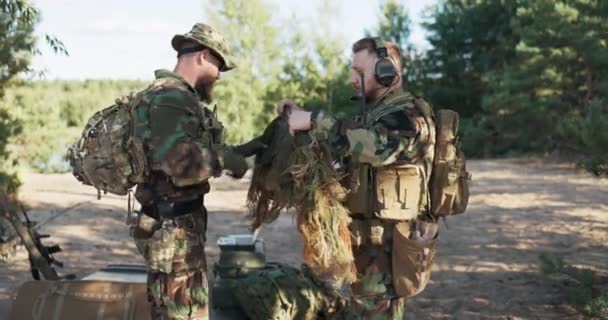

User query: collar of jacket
[369,86,412,110]
[154,69,201,99]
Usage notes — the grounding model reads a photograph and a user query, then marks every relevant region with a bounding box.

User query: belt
[141,197,204,220]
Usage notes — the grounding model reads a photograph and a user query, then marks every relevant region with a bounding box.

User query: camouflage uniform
[311,88,436,319]
[130,24,242,320]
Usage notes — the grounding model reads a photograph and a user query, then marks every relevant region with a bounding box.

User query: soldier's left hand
[276,99,312,135]
[276,99,301,114]
[286,109,312,135]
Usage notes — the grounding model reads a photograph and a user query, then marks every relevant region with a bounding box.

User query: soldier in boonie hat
[126,21,262,320]
[171,23,236,72]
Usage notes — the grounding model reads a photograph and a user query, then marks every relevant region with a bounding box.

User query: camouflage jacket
[133,69,224,205]
[311,87,434,170]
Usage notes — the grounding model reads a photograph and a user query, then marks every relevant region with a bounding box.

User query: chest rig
[345,94,435,223]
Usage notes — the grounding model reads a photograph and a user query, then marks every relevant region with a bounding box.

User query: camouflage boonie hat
[171,23,235,72]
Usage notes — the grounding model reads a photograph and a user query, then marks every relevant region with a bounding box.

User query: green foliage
[539,253,607,318]
[0,0,69,191]
[207,0,283,143]
[0,0,38,191]
[374,0,410,50]
[367,0,412,86]
[423,0,519,117]
[417,0,608,172]
[586,292,608,320]
[1,0,359,173]
[0,107,21,192]
[412,0,521,156]
[0,0,37,94]
[266,1,354,118]
[482,0,608,155]
[209,0,357,143]
[558,100,608,177]
[2,0,606,179]
[1,80,146,173]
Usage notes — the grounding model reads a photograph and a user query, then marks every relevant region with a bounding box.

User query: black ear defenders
[372,37,397,87]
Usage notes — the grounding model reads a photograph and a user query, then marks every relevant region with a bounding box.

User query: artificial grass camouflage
[247,116,355,284]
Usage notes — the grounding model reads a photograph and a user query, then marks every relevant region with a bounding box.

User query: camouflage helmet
[171,23,236,72]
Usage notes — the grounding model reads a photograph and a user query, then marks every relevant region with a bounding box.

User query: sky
[30,0,437,80]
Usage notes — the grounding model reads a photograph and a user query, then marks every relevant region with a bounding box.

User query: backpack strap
[368,104,404,125]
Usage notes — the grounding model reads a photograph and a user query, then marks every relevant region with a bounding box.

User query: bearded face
[195,78,214,103]
[194,50,222,103]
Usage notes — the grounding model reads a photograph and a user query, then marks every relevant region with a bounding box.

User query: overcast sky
[30,0,436,80]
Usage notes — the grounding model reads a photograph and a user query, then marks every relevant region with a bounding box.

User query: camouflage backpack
[427,109,471,217]
[67,85,158,196]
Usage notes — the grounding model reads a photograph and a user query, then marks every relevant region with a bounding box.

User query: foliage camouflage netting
[247,116,355,284]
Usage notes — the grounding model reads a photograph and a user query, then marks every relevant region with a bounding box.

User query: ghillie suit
[246,116,355,285]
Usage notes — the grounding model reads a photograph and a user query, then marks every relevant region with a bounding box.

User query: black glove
[223,148,249,179]
[232,136,268,158]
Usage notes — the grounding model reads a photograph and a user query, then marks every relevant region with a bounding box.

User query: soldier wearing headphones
[277,37,437,319]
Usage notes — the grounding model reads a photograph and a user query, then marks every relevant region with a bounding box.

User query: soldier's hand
[276,99,302,114]
[286,109,312,135]
[232,137,267,158]
[223,148,249,179]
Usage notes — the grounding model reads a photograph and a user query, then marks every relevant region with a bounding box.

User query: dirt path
[0,158,606,319]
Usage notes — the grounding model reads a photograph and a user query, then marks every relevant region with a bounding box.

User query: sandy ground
[0,158,606,319]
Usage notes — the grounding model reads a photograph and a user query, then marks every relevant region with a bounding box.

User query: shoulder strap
[367,93,416,125]
[413,97,435,122]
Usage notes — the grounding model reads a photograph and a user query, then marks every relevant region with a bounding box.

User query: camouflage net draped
[247,116,355,284]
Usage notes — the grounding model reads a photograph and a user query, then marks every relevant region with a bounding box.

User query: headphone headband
[372,37,389,59]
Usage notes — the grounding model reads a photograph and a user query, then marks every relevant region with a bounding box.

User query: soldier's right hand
[232,137,267,158]
[223,148,249,179]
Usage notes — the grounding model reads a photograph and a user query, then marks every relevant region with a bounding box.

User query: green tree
[0,0,67,190]
[420,0,520,156]
[267,1,353,118]
[423,0,519,116]
[1,80,146,174]
[559,100,608,177]
[484,0,608,172]
[367,0,414,89]
[0,0,38,191]
[207,0,283,143]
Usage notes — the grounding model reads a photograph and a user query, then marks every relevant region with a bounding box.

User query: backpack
[67,91,151,196]
[360,96,471,219]
[428,109,471,217]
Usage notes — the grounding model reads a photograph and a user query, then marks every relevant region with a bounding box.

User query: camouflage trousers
[132,209,208,320]
[348,241,406,320]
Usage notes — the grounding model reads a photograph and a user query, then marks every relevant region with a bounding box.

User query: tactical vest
[345,92,436,222]
[134,78,225,204]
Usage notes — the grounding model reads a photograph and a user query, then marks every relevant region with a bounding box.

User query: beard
[351,86,375,103]
[195,79,214,104]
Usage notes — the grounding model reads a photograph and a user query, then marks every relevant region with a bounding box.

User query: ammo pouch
[346,164,426,221]
[392,222,437,298]
[203,107,225,177]
[345,164,372,216]
[374,164,426,221]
